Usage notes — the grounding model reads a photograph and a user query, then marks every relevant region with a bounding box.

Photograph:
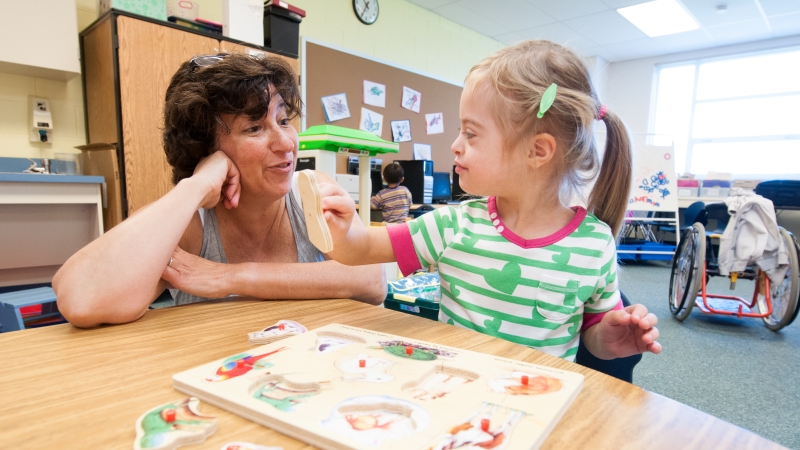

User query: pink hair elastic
[597,104,608,121]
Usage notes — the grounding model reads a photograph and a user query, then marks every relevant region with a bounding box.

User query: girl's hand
[192,151,241,210]
[592,304,661,358]
[161,246,234,299]
[318,181,359,244]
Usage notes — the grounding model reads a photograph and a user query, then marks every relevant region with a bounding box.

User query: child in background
[319,40,660,362]
[370,163,413,223]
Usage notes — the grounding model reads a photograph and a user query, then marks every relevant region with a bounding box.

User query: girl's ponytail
[587,109,632,238]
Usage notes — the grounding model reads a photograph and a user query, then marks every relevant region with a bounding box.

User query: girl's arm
[317,182,396,266]
[162,247,387,305]
[53,152,240,328]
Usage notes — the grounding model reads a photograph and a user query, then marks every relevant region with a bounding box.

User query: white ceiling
[405,0,800,62]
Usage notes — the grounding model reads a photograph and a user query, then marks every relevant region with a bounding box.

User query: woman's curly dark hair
[163,53,303,184]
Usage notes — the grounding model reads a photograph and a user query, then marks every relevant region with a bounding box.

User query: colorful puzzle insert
[172,324,583,450]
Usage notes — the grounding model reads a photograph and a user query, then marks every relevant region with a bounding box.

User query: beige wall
[0,0,504,160]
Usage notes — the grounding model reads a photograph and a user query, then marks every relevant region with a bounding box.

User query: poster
[363,80,386,108]
[359,107,384,137]
[401,86,421,113]
[391,120,412,142]
[425,113,443,135]
[413,143,432,160]
[321,93,351,122]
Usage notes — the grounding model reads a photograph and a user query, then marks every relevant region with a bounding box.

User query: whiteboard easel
[622,135,679,259]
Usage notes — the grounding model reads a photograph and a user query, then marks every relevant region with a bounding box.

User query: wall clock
[353,0,379,25]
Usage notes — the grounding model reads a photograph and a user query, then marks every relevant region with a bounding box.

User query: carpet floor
[619,260,800,449]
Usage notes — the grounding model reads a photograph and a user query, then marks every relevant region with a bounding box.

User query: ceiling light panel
[617,0,700,37]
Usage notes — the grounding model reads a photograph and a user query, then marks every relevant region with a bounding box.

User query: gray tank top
[171,176,323,305]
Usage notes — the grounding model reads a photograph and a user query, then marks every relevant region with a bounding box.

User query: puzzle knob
[480,418,490,432]
[279,323,285,330]
[405,346,413,355]
[165,409,176,423]
[237,360,245,368]
[521,375,529,385]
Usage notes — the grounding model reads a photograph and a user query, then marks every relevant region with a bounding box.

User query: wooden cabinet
[81,12,299,220]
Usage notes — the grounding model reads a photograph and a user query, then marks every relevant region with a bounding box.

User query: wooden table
[0,299,783,449]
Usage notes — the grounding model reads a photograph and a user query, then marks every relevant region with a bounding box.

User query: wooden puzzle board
[172,324,584,450]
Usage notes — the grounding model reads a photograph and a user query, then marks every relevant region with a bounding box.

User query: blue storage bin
[616,244,640,261]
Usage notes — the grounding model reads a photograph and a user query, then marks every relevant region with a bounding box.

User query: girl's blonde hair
[468,40,632,237]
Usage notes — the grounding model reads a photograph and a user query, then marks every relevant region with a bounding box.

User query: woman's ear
[527,133,557,169]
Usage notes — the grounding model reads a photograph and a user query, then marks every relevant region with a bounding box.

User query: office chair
[659,201,707,236]
[575,291,642,383]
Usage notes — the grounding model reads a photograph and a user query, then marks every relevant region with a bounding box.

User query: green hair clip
[537,83,558,118]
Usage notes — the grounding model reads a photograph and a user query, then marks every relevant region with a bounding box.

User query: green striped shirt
[390,197,620,361]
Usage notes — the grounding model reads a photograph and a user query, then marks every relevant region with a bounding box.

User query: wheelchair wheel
[669,223,705,321]
[756,227,800,331]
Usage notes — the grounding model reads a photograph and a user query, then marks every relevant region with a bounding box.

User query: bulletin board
[303,40,463,175]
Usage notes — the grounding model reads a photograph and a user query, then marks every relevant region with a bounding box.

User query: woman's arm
[53,152,240,327]
[162,247,387,305]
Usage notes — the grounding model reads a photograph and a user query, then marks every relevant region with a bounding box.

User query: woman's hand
[162,246,234,299]
[584,303,661,359]
[192,151,241,210]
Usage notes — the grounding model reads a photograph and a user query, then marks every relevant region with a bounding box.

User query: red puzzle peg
[359,359,366,368]
[165,409,176,423]
[237,360,245,368]
[278,323,285,330]
[521,375,529,385]
[480,418,490,432]
[405,346,413,355]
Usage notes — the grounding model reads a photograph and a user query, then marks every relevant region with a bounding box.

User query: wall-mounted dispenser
[30,97,53,143]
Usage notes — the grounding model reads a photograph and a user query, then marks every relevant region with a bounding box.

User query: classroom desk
[0,299,783,449]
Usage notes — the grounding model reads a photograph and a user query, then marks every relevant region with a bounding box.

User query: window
[650,47,800,179]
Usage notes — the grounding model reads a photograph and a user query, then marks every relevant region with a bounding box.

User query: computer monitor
[371,169,384,196]
[451,165,479,201]
[347,156,382,175]
[431,172,451,203]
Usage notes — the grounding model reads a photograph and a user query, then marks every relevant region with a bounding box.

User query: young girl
[319,40,661,362]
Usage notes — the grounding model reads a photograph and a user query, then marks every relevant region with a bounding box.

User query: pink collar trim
[487,197,586,249]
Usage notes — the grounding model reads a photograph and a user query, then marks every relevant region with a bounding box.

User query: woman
[53,53,386,328]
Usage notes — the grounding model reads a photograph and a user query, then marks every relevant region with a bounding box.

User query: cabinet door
[117,16,217,214]
[218,41,301,131]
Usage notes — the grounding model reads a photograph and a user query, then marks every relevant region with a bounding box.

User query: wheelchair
[668,219,800,331]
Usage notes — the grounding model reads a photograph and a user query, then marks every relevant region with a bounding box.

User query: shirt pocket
[534,274,581,323]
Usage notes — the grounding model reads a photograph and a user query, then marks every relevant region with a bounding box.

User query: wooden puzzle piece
[205,347,287,382]
[488,371,562,396]
[311,331,367,353]
[336,353,394,382]
[374,340,458,361]
[249,374,326,412]
[427,402,524,450]
[320,395,430,446]
[134,397,216,450]
[402,366,479,401]
[248,320,307,345]
[297,170,333,253]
